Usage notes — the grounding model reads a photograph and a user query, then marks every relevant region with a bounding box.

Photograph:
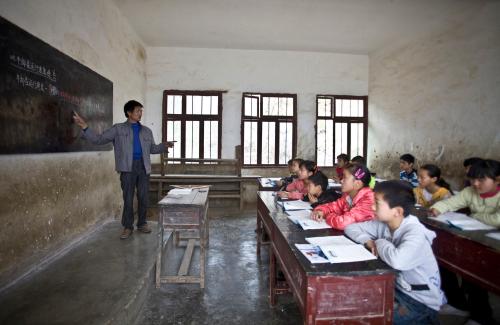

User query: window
[162,90,222,163]
[316,95,368,167]
[241,93,297,166]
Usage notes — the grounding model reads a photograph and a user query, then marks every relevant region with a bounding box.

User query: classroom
[0,0,499,324]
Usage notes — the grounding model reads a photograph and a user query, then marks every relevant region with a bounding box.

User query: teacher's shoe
[120,228,133,239]
[137,224,152,233]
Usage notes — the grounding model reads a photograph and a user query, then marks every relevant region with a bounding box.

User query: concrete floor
[0,212,498,325]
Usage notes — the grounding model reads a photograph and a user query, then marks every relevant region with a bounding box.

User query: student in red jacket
[311,163,374,230]
[278,160,317,200]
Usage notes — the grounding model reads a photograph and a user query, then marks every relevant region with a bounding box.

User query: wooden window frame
[162,90,223,162]
[315,95,368,166]
[241,92,297,168]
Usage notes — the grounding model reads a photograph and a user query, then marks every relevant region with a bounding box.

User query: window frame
[315,95,368,167]
[162,90,223,162]
[241,92,297,168]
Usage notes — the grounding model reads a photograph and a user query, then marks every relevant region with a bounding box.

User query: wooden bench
[149,146,258,210]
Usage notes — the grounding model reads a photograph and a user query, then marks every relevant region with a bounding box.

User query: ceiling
[113,0,487,54]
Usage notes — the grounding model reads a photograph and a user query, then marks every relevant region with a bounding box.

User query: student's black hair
[420,164,451,191]
[463,157,483,168]
[287,159,294,166]
[351,155,366,165]
[400,154,415,165]
[292,158,304,165]
[299,160,318,174]
[467,159,500,180]
[344,163,372,187]
[308,171,328,192]
[337,153,350,163]
[374,180,416,217]
[124,100,143,118]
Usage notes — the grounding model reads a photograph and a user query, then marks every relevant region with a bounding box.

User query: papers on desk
[306,235,356,247]
[486,232,500,241]
[259,177,281,188]
[279,200,312,211]
[286,210,330,230]
[433,212,495,231]
[295,244,330,264]
[168,188,192,195]
[319,244,377,264]
[297,235,377,264]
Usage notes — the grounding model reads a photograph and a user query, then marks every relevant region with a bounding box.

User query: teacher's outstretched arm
[73,111,116,145]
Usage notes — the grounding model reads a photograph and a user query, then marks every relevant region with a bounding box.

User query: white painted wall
[368,1,500,188]
[0,0,146,286]
[145,47,368,162]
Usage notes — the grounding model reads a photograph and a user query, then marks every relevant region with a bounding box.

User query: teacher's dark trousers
[120,159,149,230]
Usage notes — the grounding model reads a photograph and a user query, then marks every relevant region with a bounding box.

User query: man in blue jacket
[73,100,173,239]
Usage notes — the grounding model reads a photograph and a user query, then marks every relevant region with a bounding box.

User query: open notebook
[433,212,495,231]
[277,200,312,211]
[297,235,377,264]
[286,210,330,230]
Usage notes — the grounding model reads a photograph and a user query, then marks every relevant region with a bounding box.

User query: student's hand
[164,141,175,148]
[429,208,440,217]
[277,191,288,198]
[276,180,283,187]
[73,112,88,129]
[308,193,318,203]
[310,210,324,221]
[365,240,378,257]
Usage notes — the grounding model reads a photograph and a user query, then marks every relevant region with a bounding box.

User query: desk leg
[269,246,277,306]
[156,224,163,289]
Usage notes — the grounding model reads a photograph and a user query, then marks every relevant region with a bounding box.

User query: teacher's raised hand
[73,112,88,129]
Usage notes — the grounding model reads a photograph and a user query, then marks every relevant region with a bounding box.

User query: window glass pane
[167,95,182,114]
[287,97,294,116]
[166,120,182,163]
[278,122,293,164]
[243,121,258,164]
[204,120,218,159]
[261,121,276,164]
[316,119,334,166]
[185,121,200,159]
[211,96,218,115]
[244,96,258,117]
[192,96,201,115]
[334,122,348,159]
[350,123,364,158]
[202,96,211,115]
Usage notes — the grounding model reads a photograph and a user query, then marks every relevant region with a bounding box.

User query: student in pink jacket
[277,160,317,200]
[311,163,375,230]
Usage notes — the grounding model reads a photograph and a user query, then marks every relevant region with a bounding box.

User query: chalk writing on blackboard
[0,16,113,154]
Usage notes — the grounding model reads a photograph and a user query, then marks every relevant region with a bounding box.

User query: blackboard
[0,16,113,154]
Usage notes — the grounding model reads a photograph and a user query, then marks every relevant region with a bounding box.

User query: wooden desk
[258,191,396,324]
[258,177,282,191]
[156,188,209,288]
[413,208,500,295]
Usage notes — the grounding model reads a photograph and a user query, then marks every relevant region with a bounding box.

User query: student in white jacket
[345,180,446,324]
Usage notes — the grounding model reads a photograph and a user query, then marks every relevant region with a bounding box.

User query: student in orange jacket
[311,163,375,230]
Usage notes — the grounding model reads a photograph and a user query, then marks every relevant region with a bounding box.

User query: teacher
[73,100,174,239]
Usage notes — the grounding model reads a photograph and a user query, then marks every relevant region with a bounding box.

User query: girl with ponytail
[414,164,452,208]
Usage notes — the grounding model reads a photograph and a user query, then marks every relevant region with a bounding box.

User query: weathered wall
[368,1,500,189]
[145,47,369,162]
[0,0,146,288]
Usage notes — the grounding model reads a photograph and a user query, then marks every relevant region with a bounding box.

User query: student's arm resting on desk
[287,191,305,200]
[431,187,471,214]
[344,220,383,245]
[375,229,427,271]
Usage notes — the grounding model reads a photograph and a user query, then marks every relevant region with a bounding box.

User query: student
[414,164,452,208]
[351,155,376,189]
[334,153,350,181]
[277,158,302,189]
[430,159,499,324]
[400,154,418,188]
[462,157,482,188]
[345,180,445,324]
[311,163,374,230]
[430,159,500,227]
[278,160,317,200]
[303,171,341,208]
